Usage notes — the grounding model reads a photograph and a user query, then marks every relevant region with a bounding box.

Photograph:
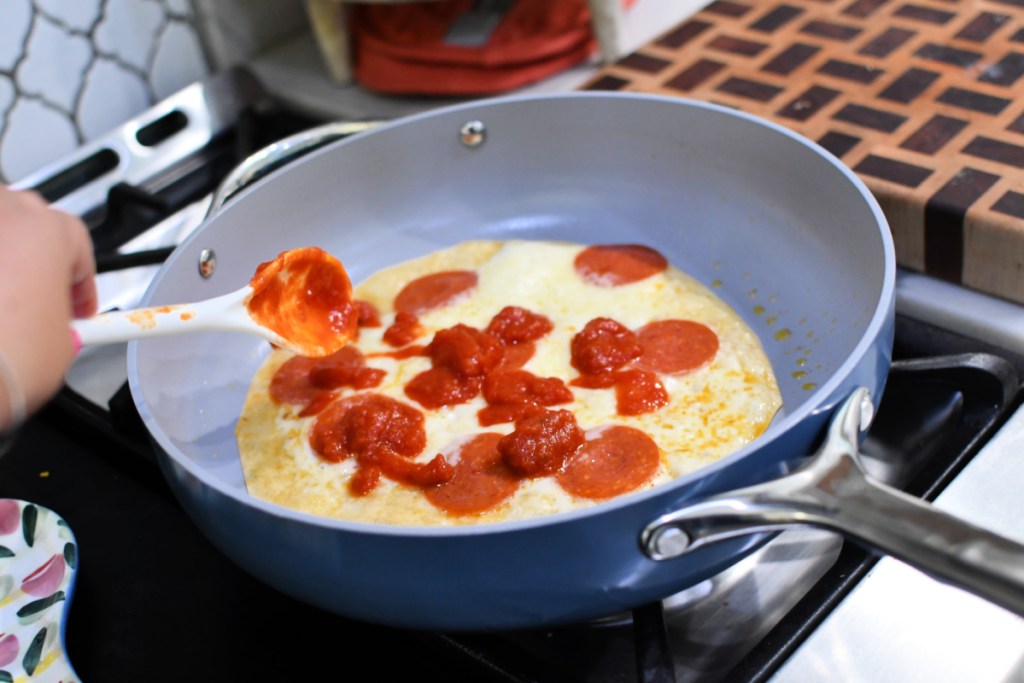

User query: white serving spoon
[72,247,359,358]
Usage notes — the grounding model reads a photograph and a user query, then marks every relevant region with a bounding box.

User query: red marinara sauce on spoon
[246,247,360,358]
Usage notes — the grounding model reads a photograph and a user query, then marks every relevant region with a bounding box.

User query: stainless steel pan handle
[207,120,384,217]
[642,387,1024,618]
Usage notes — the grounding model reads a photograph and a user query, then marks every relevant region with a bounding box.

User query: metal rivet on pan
[459,120,486,148]
[650,526,691,559]
[198,248,217,279]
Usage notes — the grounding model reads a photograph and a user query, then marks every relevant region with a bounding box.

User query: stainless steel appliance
[6,68,1022,682]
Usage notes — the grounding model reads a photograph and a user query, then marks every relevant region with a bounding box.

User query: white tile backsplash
[1,95,79,183]
[95,0,166,71]
[35,0,102,32]
[0,0,212,184]
[0,78,12,115]
[151,20,209,99]
[0,3,33,70]
[19,15,93,110]
[78,60,151,140]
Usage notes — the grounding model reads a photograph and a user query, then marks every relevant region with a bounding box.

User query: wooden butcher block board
[582,0,1024,305]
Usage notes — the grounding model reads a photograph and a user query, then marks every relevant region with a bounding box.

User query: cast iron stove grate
[25,320,1018,683]
[415,347,1020,683]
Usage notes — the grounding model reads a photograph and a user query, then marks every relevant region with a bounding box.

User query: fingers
[5,187,98,319]
[66,213,98,318]
[0,185,46,211]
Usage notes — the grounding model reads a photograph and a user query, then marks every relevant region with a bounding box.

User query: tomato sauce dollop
[569,316,715,415]
[478,370,573,426]
[266,284,690,511]
[612,369,669,416]
[403,313,544,410]
[310,393,426,463]
[403,324,504,409]
[498,409,586,478]
[428,324,504,377]
[569,316,666,415]
[355,300,382,327]
[486,306,554,345]
[309,393,451,495]
[383,311,424,347]
[246,247,360,357]
[570,318,642,375]
[405,367,484,409]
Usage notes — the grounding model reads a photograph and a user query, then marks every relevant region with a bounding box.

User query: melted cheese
[236,240,781,526]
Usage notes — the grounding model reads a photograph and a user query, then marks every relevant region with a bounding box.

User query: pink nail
[70,328,82,355]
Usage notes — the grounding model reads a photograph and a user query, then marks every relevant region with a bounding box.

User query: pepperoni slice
[298,391,339,417]
[270,356,323,406]
[270,346,383,406]
[310,360,385,390]
[574,244,668,287]
[394,270,478,314]
[495,341,535,371]
[425,433,520,515]
[557,426,660,499]
[636,319,719,374]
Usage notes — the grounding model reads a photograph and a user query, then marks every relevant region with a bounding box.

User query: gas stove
[5,68,1024,682]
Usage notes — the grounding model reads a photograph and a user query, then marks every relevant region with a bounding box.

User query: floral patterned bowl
[0,499,78,682]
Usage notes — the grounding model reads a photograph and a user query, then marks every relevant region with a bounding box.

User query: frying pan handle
[641,388,1024,619]
[207,120,384,217]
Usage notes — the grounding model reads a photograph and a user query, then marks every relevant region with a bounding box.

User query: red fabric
[350,0,598,95]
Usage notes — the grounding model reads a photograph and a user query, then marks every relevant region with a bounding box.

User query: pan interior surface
[129,93,893,528]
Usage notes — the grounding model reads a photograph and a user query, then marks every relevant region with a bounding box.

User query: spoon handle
[71,288,252,347]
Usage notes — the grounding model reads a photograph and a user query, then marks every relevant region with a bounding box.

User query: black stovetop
[6,71,1020,680]
[1,319,1016,683]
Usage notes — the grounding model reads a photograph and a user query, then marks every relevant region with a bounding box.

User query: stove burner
[38,342,1017,682]
[419,352,1016,683]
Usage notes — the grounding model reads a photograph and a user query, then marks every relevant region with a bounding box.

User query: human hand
[0,185,97,430]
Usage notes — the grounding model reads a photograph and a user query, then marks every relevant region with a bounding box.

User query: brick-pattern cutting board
[582,0,1024,304]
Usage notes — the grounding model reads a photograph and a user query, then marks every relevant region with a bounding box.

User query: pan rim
[127,91,896,539]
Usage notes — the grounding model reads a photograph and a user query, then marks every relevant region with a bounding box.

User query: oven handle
[642,387,1024,619]
[207,120,385,218]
